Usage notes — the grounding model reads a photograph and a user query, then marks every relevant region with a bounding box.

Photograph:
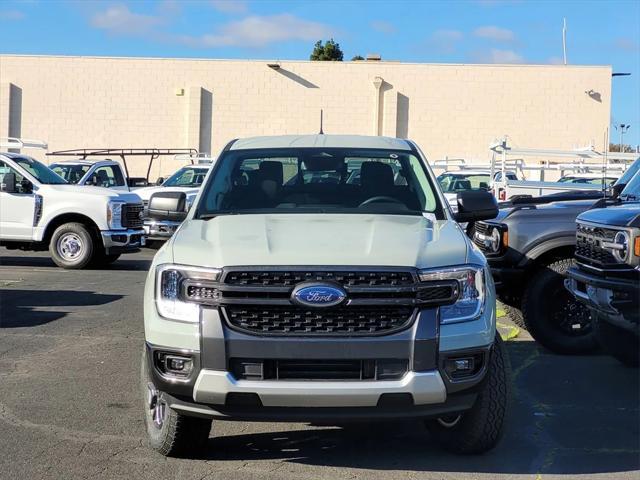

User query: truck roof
[229,134,413,151]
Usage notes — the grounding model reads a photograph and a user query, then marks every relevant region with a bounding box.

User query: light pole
[615,123,630,152]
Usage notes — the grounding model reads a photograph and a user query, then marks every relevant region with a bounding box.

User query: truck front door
[0,161,35,239]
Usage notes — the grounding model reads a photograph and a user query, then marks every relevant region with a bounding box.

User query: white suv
[142,135,510,456]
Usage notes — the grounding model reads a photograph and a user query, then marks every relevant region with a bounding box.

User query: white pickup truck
[0,145,145,269]
[48,159,149,191]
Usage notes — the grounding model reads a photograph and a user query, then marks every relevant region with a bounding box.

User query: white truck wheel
[49,222,96,269]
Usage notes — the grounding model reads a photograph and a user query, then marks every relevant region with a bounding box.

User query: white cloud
[371,20,395,34]
[473,26,515,42]
[178,14,335,48]
[0,9,25,20]
[614,37,640,52]
[427,29,464,54]
[210,0,248,15]
[90,4,163,36]
[471,48,524,64]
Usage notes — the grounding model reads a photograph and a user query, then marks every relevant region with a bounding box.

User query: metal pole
[562,18,567,65]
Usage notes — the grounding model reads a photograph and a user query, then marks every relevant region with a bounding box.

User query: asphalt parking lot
[0,247,638,480]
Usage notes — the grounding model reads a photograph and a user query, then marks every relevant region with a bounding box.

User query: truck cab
[0,140,145,269]
[141,134,510,457]
[49,159,130,191]
[566,169,640,367]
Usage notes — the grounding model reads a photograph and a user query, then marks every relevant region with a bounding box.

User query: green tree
[310,39,344,61]
[351,55,365,61]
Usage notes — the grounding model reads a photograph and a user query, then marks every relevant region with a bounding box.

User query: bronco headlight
[419,266,486,324]
[155,264,221,322]
[106,201,124,229]
[610,231,629,263]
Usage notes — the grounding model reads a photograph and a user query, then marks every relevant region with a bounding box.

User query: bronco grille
[122,204,144,229]
[575,223,620,269]
[222,305,416,336]
[471,222,490,254]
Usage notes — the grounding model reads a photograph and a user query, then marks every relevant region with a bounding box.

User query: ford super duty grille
[122,204,144,229]
[222,305,416,335]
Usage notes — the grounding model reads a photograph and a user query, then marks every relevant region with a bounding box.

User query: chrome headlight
[611,231,629,263]
[419,265,486,324]
[155,264,221,322]
[106,201,124,229]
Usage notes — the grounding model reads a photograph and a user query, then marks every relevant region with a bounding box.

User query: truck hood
[578,202,640,228]
[171,214,468,268]
[39,184,141,203]
[492,199,598,223]
[135,186,200,201]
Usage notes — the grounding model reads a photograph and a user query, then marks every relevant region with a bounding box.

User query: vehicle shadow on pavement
[197,341,639,476]
[0,289,122,327]
[0,255,152,272]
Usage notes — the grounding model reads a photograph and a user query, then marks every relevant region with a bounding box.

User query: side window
[494,172,503,182]
[0,161,27,193]
[92,166,122,187]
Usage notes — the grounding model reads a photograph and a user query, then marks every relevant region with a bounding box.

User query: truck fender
[519,235,576,267]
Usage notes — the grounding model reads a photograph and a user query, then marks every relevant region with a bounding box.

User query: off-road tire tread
[521,258,598,354]
[140,350,212,457]
[427,335,511,454]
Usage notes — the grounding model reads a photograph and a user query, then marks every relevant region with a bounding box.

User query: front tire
[49,222,95,269]
[426,335,511,454]
[141,350,212,457]
[521,258,597,354]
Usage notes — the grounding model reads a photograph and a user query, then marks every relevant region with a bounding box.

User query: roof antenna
[319,109,324,135]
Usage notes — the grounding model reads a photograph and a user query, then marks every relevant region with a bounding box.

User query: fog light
[444,354,483,379]
[155,352,193,378]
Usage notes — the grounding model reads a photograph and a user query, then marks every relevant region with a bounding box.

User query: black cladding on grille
[225,270,414,287]
[575,224,620,266]
[121,204,144,228]
[223,306,415,335]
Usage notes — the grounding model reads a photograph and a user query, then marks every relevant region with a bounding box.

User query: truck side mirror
[20,178,33,194]
[148,191,187,222]
[611,183,625,199]
[0,172,17,193]
[454,190,499,223]
[156,177,165,186]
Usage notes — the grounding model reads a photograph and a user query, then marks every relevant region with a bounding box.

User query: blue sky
[1,0,639,146]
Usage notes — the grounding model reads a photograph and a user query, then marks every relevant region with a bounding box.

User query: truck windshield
[50,164,91,184]
[620,170,640,200]
[14,156,67,185]
[196,148,441,217]
[437,173,490,192]
[163,167,208,187]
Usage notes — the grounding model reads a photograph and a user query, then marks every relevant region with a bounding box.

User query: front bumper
[565,266,639,333]
[100,228,145,254]
[143,219,182,241]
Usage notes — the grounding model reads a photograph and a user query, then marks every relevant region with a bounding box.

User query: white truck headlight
[106,201,124,229]
[155,264,221,322]
[419,266,486,324]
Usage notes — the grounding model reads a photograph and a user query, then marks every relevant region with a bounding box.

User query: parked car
[565,169,640,367]
[142,134,510,457]
[468,157,640,354]
[136,163,211,241]
[0,151,145,268]
[437,170,517,210]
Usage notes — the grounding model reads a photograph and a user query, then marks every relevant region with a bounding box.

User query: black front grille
[122,204,144,228]
[223,305,416,335]
[229,358,408,381]
[224,270,415,287]
[471,222,490,253]
[575,223,620,268]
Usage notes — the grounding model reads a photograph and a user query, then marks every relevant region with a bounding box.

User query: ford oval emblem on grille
[291,282,347,308]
